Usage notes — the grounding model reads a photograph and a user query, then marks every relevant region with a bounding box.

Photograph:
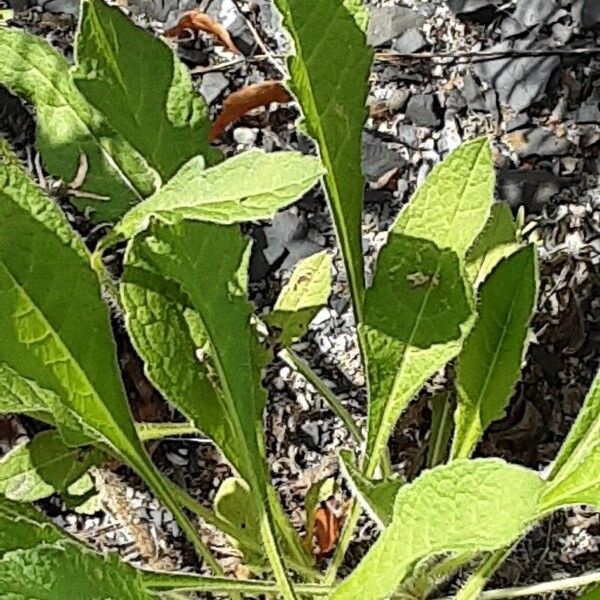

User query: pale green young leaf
[106,150,323,247]
[465,202,518,286]
[274,0,373,319]
[0,28,153,221]
[74,0,219,181]
[332,459,544,600]
[267,250,332,346]
[339,450,402,528]
[0,430,101,502]
[214,477,264,565]
[393,138,494,255]
[0,543,152,599]
[541,371,600,511]
[452,245,538,459]
[362,233,474,472]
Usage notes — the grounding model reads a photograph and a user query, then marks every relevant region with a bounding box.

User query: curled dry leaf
[164,11,239,55]
[313,503,341,557]
[210,81,292,140]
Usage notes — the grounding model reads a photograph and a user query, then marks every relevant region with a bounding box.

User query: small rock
[233,127,257,145]
[505,113,530,132]
[574,102,600,124]
[505,128,571,157]
[387,89,411,113]
[573,0,600,29]
[473,41,559,113]
[447,0,502,22]
[513,0,561,29]
[199,72,229,105]
[500,17,526,39]
[361,132,405,185]
[41,0,79,15]
[498,169,561,212]
[462,70,487,111]
[551,22,573,45]
[299,422,320,450]
[367,6,424,47]
[392,28,427,54]
[405,94,441,127]
[396,124,420,149]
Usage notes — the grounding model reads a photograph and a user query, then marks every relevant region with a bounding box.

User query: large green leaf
[74,0,218,181]
[362,139,494,474]
[105,150,323,248]
[273,0,373,318]
[541,371,600,511]
[0,28,153,222]
[267,250,332,346]
[0,145,206,558]
[451,245,538,459]
[332,459,544,600]
[122,220,306,594]
[0,430,101,502]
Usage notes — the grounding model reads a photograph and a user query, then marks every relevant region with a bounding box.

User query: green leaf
[393,138,495,256]
[578,586,600,600]
[541,371,600,511]
[465,203,519,287]
[267,251,332,346]
[0,544,152,599]
[74,0,219,181]
[0,497,63,554]
[451,245,538,459]
[105,150,323,248]
[427,393,454,468]
[361,233,474,474]
[274,0,373,319]
[339,450,402,528]
[0,28,153,222]
[0,430,102,502]
[0,145,207,559]
[331,459,545,600]
[214,477,264,565]
[361,139,494,474]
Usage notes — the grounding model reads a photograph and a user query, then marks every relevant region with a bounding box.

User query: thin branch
[438,570,600,600]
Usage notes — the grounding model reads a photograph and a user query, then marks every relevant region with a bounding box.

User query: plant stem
[281,348,363,443]
[136,422,204,442]
[436,570,600,600]
[143,572,333,595]
[455,545,516,600]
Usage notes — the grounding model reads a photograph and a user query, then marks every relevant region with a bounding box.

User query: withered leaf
[313,503,341,557]
[164,11,239,55]
[210,81,292,140]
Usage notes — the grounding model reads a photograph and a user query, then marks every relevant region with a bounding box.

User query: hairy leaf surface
[107,150,323,246]
[452,245,538,459]
[0,28,152,221]
[332,459,544,600]
[542,372,600,511]
[0,544,151,599]
[267,250,332,346]
[75,0,218,181]
[274,0,373,316]
[0,431,101,502]
[362,139,494,473]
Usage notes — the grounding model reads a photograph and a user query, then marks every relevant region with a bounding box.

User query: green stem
[143,571,333,595]
[439,570,600,600]
[455,545,515,600]
[281,348,363,444]
[136,422,204,442]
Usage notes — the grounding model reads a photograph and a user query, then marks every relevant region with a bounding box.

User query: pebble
[233,127,258,145]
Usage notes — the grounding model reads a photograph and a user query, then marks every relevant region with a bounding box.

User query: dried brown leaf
[313,504,341,557]
[210,81,292,140]
[164,11,239,55]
